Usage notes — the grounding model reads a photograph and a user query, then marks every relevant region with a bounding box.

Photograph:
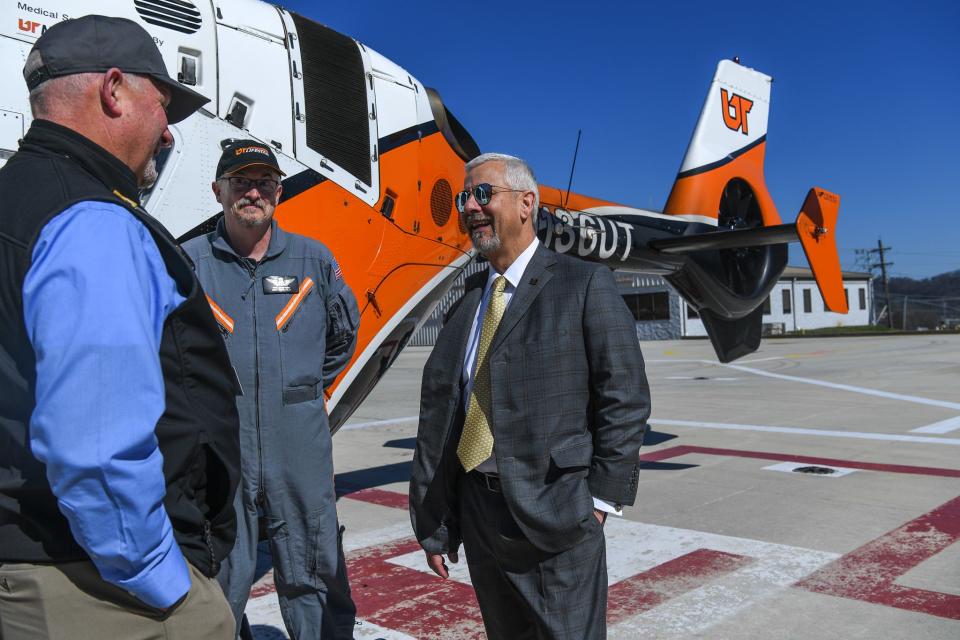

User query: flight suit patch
[263,275,300,294]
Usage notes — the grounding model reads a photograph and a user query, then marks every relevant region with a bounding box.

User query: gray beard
[233,200,273,228]
[141,157,158,189]
[472,230,501,255]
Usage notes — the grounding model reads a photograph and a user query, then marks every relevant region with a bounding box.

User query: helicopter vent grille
[430,179,452,227]
[134,0,202,35]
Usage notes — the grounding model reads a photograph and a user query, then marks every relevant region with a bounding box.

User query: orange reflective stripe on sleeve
[205,294,235,333]
[275,277,315,331]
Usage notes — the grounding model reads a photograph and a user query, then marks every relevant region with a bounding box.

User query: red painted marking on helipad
[640,445,960,478]
[340,486,408,510]
[642,445,960,619]
[607,549,752,624]
[347,536,486,638]
[795,494,960,619]
[250,580,276,599]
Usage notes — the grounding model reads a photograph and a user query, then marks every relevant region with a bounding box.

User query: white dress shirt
[460,238,621,516]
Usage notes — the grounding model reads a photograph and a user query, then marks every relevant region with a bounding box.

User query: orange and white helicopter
[0,0,846,431]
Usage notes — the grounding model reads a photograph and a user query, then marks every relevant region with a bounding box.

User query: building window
[859,288,866,310]
[623,292,670,321]
[782,289,792,314]
[803,289,812,313]
[761,295,771,315]
[687,304,699,319]
[844,288,849,309]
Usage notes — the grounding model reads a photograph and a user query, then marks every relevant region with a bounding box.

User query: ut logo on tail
[720,88,754,135]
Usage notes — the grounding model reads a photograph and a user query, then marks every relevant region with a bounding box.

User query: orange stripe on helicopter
[275,277,315,331]
[205,295,235,333]
[663,141,782,227]
[537,184,618,213]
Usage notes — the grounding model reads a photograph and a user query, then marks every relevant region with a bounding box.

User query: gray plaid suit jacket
[409,243,650,555]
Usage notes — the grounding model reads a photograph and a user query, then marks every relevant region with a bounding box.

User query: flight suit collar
[211,216,288,261]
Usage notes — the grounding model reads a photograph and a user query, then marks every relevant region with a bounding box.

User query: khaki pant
[0,559,234,640]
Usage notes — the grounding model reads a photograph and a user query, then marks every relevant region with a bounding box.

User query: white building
[680,267,873,336]
[413,265,873,346]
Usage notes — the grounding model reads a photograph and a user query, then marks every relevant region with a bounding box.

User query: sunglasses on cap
[455,183,526,213]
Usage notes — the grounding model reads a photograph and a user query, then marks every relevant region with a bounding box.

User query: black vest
[0,120,240,576]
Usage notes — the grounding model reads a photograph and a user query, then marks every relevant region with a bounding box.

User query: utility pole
[868,238,894,328]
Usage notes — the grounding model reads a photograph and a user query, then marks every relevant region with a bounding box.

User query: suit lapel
[491,244,555,352]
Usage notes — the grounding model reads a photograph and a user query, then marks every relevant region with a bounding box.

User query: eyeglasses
[222,176,280,193]
[455,183,525,213]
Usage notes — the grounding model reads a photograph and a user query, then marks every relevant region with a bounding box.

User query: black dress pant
[458,471,607,640]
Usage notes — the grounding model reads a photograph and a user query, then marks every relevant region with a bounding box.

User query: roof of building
[781,266,873,281]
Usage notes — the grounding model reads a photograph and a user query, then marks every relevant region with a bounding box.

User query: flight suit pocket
[276,284,325,402]
[269,506,338,590]
[327,289,359,352]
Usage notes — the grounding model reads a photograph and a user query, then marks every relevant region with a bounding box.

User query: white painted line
[385,518,838,637]
[665,376,740,381]
[910,415,960,434]
[763,461,858,477]
[340,416,419,430]
[716,362,960,411]
[612,522,837,638]
[650,418,960,446]
[737,356,788,364]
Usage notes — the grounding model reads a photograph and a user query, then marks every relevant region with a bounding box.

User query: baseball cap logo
[235,146,270,156]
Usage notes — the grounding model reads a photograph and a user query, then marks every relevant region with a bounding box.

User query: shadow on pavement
[335,461,412,498]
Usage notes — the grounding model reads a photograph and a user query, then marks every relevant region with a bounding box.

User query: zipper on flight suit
[242,258,265,506]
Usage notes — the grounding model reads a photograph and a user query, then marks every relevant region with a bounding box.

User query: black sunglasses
[455,183,525,213]
[221,176,280,193]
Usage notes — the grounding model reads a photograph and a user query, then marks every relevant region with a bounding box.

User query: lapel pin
[529,277,539,285]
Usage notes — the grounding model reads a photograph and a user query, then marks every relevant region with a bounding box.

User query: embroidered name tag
[263,275,300,294]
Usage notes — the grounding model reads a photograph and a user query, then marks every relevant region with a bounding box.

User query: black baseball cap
[216,139,285,178]
[23,14,209,124]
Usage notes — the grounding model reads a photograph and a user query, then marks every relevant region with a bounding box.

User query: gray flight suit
[183,218,359,639]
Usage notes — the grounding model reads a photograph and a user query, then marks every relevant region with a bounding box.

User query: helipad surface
[247,334,960,639]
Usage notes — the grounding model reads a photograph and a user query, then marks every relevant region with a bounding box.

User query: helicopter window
[290,13,371,185]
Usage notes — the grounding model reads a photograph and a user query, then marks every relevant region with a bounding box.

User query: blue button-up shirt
[22,201,190,609]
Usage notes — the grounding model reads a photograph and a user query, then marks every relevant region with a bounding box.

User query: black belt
[468,470,501,493]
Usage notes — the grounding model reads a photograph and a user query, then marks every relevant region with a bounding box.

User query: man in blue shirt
[0,16,241,639]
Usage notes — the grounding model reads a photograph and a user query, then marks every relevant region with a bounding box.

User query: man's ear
[99,68,125,118]
[212,180,222,203]
[519,190,536,223]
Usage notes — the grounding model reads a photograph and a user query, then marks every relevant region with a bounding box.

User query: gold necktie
[458,276,507,471]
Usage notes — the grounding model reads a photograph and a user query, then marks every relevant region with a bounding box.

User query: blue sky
[284,0,959,279]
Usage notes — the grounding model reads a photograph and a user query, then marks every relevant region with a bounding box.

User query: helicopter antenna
[563,129,582,210]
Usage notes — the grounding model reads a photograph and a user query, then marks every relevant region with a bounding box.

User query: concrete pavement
[248,334,960,639]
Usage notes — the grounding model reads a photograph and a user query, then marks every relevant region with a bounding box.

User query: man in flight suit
[183,140,360,639]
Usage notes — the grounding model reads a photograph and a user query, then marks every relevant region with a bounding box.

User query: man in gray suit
[409,153,650,639]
